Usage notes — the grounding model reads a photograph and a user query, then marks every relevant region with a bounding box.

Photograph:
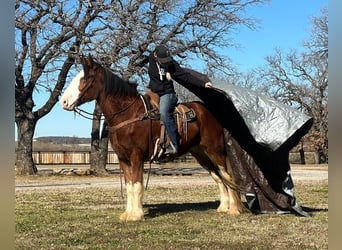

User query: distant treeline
[34,136,91,145]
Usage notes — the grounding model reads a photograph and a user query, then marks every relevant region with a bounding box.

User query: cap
[155,45,172,64]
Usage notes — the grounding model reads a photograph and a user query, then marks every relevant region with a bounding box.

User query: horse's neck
[97,94,142,126]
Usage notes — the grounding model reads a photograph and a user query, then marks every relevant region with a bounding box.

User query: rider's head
[154,45,173,66]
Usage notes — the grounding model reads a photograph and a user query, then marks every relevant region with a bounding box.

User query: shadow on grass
[144,202,328,219]
[145,201,220,218]
[301,206,328,213]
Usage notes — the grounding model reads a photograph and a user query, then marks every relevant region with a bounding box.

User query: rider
[148,44,213,155]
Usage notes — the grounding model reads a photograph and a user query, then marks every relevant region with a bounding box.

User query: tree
[254,8,328,163]
[15,0,106,174]
[90,103,109,175]
[87,0,269,172]
[15,0,269,175]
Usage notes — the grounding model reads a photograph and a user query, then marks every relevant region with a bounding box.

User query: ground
[15,164,328,192]
[15,164,328,249]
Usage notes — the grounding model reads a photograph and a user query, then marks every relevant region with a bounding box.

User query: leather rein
[75,71,149,130]
[109,95,149,132]
[74,95,149,131]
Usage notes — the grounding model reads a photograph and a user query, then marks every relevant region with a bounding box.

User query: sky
[27,0,327,139]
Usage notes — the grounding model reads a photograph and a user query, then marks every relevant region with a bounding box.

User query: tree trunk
[299,141,306,165]
[318,148,327,164]
[98,122,109,170]
[15,118,37,175]
[90,103,109,175]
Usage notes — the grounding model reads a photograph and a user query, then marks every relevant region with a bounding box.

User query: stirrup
[150,138,164,162]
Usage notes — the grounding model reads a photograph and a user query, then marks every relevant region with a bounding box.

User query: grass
[15,176,328,250]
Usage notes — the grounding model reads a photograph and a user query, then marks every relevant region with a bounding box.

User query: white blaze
[60,70,84,110]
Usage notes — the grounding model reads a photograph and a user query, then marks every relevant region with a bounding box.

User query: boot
[164,141,179,155]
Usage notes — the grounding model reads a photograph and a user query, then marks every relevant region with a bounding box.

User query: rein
[107,96,141,124]
[73,96,140,122]
[74,108,105,120]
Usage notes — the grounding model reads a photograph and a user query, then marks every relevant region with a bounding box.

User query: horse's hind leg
[217,157,249,215]
[191,146,248,215]
[190,146,230,213]
[215,168,248,215]
[209,171,230,213]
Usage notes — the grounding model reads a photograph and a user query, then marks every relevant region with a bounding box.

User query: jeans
[159,93,179,150]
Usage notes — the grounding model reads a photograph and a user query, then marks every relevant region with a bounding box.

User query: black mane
[103,67,138,97]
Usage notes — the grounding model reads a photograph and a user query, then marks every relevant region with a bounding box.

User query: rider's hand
[205,82,213,88]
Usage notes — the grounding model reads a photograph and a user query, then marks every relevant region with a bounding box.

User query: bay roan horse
[60,55,246,221]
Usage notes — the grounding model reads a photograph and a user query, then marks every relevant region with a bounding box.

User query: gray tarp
[213,80,311,151]
[178,69,313,216]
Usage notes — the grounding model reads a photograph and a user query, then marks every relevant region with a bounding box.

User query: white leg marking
[210,172,230,213]
[217,164,245,215]
[120,182,144,221]
[132,182,144,218]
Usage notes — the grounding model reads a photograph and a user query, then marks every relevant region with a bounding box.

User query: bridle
[74,67,146,127]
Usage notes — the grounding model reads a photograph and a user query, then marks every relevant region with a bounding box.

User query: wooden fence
[32,151,195,165]
[32,151,119,165]
[31,151,319,165]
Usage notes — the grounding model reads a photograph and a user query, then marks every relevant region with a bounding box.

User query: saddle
[143,91,197,161]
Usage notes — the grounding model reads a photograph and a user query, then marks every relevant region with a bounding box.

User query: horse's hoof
[228,209,241,216]
[217,205,229,213]
[228,206,250,216]
[119,212,144,222]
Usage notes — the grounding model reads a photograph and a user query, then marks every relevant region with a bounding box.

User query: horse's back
[186,101,223,129]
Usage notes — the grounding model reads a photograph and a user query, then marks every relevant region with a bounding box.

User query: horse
[60,55,247,221]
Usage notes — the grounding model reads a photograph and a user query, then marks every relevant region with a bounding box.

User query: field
[15,164,328,249]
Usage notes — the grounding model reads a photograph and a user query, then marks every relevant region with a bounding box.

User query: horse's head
[61,55,103,111]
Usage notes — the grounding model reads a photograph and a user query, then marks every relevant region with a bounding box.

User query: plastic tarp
[213,80,312,151]
[177,69,314,216]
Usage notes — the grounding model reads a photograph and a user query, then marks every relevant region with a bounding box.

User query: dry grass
[15,170,328,250]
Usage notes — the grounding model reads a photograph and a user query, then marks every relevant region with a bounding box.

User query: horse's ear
[87,54,94,68]
[79,53,88,66]
[79,56,85,65]
[80,54,93,70]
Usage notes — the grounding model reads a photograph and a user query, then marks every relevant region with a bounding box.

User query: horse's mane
[102,67,138,97]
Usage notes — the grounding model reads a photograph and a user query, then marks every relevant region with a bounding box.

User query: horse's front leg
[119,158,144,222]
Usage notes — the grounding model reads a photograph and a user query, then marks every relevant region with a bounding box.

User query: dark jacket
[148,53,207,96]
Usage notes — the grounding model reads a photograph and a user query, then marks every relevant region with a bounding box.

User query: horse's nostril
[62,99,68,107]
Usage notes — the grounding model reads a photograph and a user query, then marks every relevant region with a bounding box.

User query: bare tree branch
[252,8,328,162]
